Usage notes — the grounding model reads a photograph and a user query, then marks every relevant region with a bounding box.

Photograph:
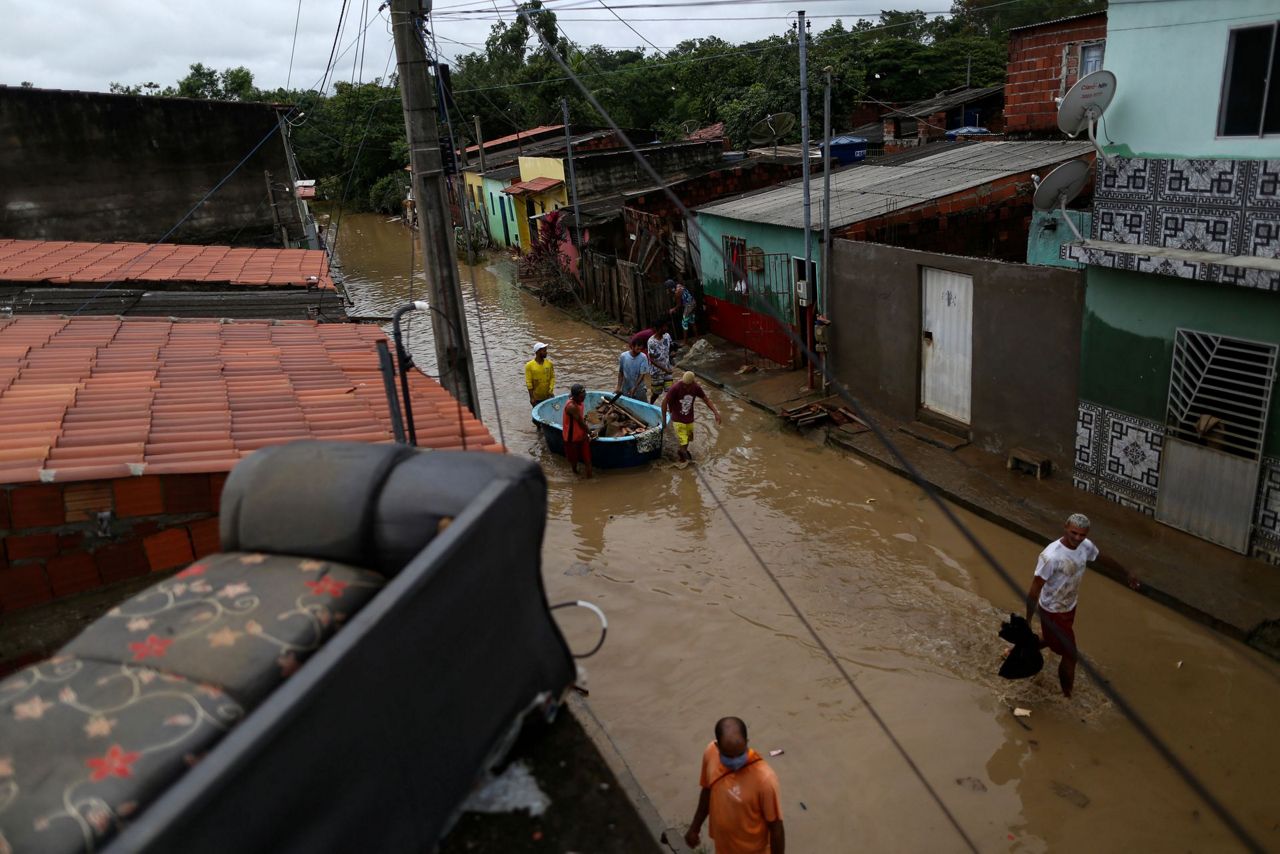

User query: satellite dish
[748,112,797,155]
[1032,159,1092,242]
[1057,70,1117,165]
[680,119,699,135]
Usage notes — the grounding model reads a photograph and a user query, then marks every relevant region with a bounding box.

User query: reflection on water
[334,214,1280,852]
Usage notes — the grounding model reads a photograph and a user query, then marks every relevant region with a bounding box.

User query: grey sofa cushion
[218,442,416,571]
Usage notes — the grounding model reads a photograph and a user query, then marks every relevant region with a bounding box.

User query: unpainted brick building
[1004,11,1108,137]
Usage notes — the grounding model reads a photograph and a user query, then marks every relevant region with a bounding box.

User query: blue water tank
[824,135,868,165]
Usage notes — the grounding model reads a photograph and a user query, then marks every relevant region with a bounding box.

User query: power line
[509,4,1268,851]
[453,42,776,93]
[693,467,980,850]
[593,0,669,57]
[69,7,390,316]
[321,0,353,94]
[286,0,304,90]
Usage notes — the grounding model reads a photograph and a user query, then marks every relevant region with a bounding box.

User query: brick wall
[835,168,1091,262]
[0,473,225,615]
[1004,13,1107,136]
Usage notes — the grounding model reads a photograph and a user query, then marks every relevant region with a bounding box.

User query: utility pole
[474,115,487,174]
[561,99,584,270]
[472,115,493,244]
[821,67,833,391]
[966,54,972,88]
[390,0,479,416]
[822,67,832,322]
[431,53,477,264]
[798,10,814,387]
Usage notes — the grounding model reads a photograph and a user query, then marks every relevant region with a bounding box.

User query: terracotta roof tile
[0,317,499,486]
[0,240,335,290]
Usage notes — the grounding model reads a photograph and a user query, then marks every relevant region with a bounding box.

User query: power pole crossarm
[390,0,480,417]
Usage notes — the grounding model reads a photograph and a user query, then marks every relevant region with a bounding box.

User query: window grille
[1166,329,1278,461]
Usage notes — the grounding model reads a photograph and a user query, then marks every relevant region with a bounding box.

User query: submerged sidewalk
[685,341,1280,660]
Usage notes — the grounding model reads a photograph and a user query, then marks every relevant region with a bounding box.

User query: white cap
[533,342,548,355]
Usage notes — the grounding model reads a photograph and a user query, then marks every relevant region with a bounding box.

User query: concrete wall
[1080,266,1280,454]
[828,239,1084,465]
[481,176,519,249]
[1026,209,1091,268]
[573,142,724,198]
[1104,0,1280,159]
[514,157,570,251]
[1004,13,1107,136]
[0,87,294,245]
[694,211,818,312]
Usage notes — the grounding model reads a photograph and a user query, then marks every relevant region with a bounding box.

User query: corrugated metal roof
[695,141,1093,230]
[1008,10,1106,32]
[0,317,500,485]
[891,84,1005,119]
[0,240,334,290]
[465,124,564,154]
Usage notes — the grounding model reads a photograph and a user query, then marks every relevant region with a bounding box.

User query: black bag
[998,613,1044,680]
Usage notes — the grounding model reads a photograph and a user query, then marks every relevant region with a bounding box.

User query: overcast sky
[0,0,931,95]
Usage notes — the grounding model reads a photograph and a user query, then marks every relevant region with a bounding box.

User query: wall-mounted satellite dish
[680,119,699,136]
[1032,159,1091,242]
[748,112,797,156]
[1057,69,1116,165]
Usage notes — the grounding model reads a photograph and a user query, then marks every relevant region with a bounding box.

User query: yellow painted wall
[462,169,487,229]
[515,157,569,250]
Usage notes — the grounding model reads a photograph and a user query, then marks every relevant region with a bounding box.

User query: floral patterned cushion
[65,552,386,709]
[0,656,242,854]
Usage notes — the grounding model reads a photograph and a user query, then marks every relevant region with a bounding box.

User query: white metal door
[920,267,973,424]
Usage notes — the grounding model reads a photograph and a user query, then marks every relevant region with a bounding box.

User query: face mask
[720,751,749,771]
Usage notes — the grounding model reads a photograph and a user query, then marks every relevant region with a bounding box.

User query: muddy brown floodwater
[333,213,1280,852]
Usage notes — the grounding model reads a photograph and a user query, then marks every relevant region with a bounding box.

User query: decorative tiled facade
[1254,457,1280,565]
[1073,401,1163,516]
[1061,156,1280,292]
[1076,402,1280,561]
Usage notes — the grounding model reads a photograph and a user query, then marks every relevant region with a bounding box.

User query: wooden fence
[579,250,671,332]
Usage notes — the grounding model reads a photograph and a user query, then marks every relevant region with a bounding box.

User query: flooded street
[334,213,1280,852]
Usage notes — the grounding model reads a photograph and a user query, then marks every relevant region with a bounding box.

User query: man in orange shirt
[685,716,785,854]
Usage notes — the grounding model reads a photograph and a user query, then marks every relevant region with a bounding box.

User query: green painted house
[479,167,521,251]
[1064,0,1280,562]
[692,206,819,367]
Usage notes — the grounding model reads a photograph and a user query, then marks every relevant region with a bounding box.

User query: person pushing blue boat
[615,338,652,402]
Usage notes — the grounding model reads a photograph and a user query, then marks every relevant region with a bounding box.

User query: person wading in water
[1026,513,1138,698]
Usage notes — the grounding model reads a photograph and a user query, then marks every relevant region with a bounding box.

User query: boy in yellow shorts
[661,371,721,463]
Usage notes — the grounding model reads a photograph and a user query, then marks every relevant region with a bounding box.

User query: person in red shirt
[562,384,594,477]
[661,371,721,463]
[685,716,785,854]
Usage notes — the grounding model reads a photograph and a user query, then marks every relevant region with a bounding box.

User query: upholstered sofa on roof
[0,442,575,853]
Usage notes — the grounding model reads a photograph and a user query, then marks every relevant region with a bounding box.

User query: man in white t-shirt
[1025,513,1137,698]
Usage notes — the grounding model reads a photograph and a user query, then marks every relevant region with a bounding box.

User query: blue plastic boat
[532,391,668,468]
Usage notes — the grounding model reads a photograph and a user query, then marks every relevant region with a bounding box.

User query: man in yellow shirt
[525,342,555,406]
